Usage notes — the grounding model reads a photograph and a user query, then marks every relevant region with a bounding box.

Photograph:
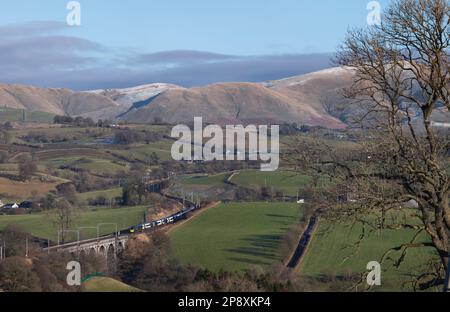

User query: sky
[0,0,391,90]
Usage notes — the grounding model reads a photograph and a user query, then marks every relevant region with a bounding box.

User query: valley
[0,111,442,292]
[0,61,447,293]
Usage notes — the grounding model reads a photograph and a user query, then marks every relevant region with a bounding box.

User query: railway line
[47,181,200,252]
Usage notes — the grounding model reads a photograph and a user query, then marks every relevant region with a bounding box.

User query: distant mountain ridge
[0,84,118,117]
[6,67,440,129]
[84,67,355,128]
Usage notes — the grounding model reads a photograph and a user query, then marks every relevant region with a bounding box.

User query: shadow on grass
[224,234,282,267]
[266,214,298,227]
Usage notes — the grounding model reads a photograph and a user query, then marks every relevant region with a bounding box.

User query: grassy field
[0,206,147,241]
[170,202,303,273]
[42,155,128,176]
[299,219,439,291]
[178,173,229,186]
[82,277,141,292]
[112,140,173,162]
[0,175,68,200]
[230,170,327,196]
[0,108,55,123]
[77,188,122,202]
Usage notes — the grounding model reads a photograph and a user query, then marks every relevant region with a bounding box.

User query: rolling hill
[0,84,119,117]
[0,68,355,128]
[118,82,346,128]
[6,67,446,129]
[262,67,357,123]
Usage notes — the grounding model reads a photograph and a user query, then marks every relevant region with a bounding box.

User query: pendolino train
[122,201,200,234]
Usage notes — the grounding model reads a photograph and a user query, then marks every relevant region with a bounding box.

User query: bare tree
[339,0,450,288]
[18,156,37,182]
[288,0,450,289]
[52,199,77,244]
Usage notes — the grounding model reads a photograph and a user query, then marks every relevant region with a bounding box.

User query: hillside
[264,67,450,125]
[263,67,358,123]
[119,82,346,128]
[0,69,353,129]
[0,84,119,117]
[89,83,182,106]
[83,277,141,292]
[1,67,447,129]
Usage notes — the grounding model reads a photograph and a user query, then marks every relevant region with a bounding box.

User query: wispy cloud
[0,21,103,74]
[0,21,68,38]
[0,21,333,90]
[135,50,237,66]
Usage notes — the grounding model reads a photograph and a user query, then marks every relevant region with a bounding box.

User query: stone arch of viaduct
[51,236,129,258]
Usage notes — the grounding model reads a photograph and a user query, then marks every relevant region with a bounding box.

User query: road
[287,212,319,269]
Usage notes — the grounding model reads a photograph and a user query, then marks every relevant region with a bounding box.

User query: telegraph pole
[25,235,28,258]
[182,190,185,208]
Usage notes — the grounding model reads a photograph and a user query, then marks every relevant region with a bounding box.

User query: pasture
[230,170,326,196]
[299,219,439,291]
[169,202,303,272]
[178,173,230,186]
[0,108,55,123]
[0,175,68,200]
[0,206,148,241]
[77,188,123,202]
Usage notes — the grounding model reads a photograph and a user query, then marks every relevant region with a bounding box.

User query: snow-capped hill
[262,67,353,89]
[88,83,183,107]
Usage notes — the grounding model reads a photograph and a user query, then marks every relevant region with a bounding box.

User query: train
[121,200,200,234]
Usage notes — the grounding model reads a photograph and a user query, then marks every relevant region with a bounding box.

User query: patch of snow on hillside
[86,83,183,107]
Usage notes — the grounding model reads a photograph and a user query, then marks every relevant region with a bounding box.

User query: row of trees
[53,115,96,127]
[113,129,164,145]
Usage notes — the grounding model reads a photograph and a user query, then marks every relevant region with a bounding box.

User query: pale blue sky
[0,0,391,89]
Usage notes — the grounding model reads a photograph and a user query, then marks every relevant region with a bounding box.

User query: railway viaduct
[45,235,129,258]
[43,176,185,257]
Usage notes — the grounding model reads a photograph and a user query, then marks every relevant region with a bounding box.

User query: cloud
[0,21,68,38]
[135,50,237,66]
[0,21,333,90]
[132,53,333,87]
[0,36,101,70]
[29,53,332,90]
[0,21,104,75]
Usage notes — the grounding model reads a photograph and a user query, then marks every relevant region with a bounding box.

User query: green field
[42,156,127,176]
[231,170,327,196]
[77,188,123,202]
[299,220,439,291]
[112,141,173,162]
[170,202,303,272]
[0,108,55,123]
[0,206,147,241]
[83,277,141,292]
[179,173,229,186]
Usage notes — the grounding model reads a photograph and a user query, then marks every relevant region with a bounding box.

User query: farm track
[225,171,239,186]
[287,212,319,269]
